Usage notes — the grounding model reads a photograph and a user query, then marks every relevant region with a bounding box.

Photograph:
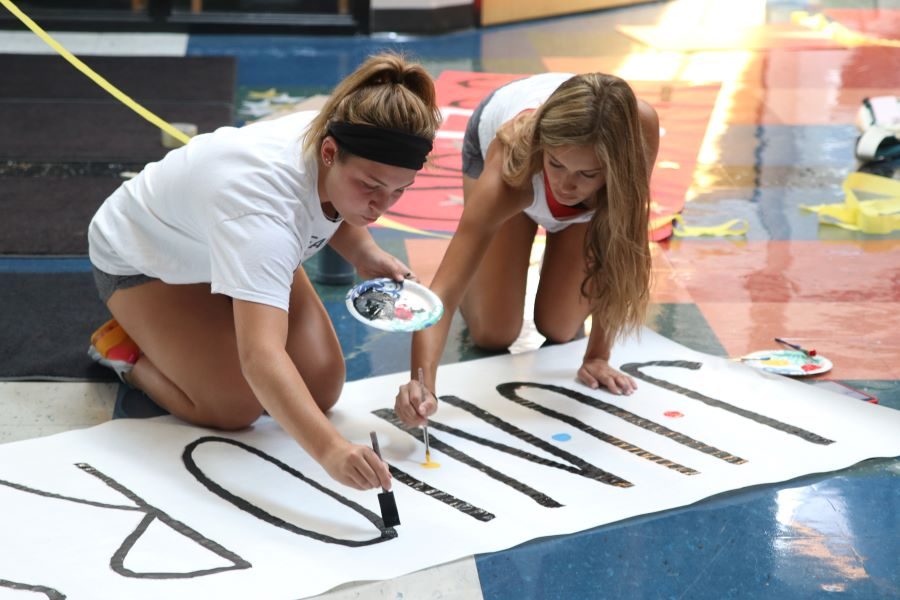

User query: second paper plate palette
[741,349,833,377]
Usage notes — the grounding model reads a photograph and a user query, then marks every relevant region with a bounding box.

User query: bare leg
[284,267,345,414]
[459,175,537,350]
[534,222,593,343]
[108,281,262,429]
[111,266,346,429]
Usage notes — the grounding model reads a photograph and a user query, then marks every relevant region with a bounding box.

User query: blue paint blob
[552,433,572,442]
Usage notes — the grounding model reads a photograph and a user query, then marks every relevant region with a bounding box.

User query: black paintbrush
[369,431,400,527]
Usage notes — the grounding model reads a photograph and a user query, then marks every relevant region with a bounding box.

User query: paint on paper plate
[346,278,444,333]
[741,350,832,376]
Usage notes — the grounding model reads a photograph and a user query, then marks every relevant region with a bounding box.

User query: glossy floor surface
[2,0,899,598]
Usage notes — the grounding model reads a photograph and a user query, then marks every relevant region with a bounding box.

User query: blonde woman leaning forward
[394,72,660,427]
[87,53,442,490]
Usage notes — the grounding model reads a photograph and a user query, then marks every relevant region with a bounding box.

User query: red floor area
[653,240,900,379]
[825,8,900,40]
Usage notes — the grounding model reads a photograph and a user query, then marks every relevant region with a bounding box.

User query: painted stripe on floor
[0,256,93,273]
[0,31,188,56]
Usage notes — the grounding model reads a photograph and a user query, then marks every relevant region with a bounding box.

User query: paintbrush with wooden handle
[418,367,431,464]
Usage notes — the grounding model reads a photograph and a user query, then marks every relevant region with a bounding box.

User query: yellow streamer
[671,215,748,238]
[0,0,192,146]
[791,10,900,48]
[801,172,900,235]
[648,213,676,233]
[246,88,279,99]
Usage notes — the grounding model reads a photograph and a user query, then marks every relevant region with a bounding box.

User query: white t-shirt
[88,110,342,312]
[477,72,596,233]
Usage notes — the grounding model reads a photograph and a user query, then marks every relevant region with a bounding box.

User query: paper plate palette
[741,349,832,377]
[345,278,444,333]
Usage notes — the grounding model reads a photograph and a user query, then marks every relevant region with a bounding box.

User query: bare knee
[213,407,265,430]
[467,319,521,351]
[535,316,585,345]
[311,374,343,414]
[298,357,344,414]
[192,391,264,431]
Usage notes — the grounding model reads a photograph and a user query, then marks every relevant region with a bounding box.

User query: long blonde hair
[303,52,442,160]
[498,73,652,341]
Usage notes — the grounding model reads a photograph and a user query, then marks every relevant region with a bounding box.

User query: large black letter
[621,361,835,445]
[0,463,250,580]
[184,437,397,546]
[496,382,746,466]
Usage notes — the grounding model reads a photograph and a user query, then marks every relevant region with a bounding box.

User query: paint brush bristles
[774,337,817,357]
[369,431,400,527]
[418,367,431,462]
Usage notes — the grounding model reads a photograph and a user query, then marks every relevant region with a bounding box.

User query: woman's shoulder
[241,110,318,135]
[192,113,315,174]
[496,110,534,139]
[473,141,533,208]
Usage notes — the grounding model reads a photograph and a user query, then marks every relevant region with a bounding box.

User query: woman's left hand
[354,246,414,282]
[577,357,636,395]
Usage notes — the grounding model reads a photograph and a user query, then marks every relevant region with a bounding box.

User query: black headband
[327,122,433,170]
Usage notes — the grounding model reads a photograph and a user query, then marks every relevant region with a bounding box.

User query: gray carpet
[0,54,236,380]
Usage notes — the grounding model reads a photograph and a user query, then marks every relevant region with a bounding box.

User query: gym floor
[1,0,898,598]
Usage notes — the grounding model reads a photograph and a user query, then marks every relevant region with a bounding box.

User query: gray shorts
[92,266,156,304]
[461,87,499,180]
[462,77,529,179]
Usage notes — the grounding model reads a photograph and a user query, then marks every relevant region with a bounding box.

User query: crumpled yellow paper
[801,172,900,235]
[671,215,748,237]
[791,10,900,48]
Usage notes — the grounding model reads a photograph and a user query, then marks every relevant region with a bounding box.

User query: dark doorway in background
[0,0,369,34]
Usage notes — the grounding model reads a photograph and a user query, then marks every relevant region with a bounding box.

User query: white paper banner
[1,329,898,599]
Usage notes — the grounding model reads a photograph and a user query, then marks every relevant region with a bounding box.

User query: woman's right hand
[320,440,392,491]
[394,380,437,427]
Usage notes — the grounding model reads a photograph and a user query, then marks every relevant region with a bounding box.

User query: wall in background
[480,0,653,26]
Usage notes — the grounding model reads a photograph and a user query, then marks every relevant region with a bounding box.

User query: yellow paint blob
[421,451,440,468]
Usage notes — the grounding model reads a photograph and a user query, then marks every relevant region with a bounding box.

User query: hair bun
[370,69,403,86]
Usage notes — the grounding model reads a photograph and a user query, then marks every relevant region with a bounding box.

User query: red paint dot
[664,411,684,418]
[394,305,413,320]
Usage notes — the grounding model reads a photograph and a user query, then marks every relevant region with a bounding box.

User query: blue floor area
[478,464,900,600]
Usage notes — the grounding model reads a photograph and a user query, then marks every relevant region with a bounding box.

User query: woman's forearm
[584,315,612,362]
[410,311,453,393]
[240,347,344,462]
